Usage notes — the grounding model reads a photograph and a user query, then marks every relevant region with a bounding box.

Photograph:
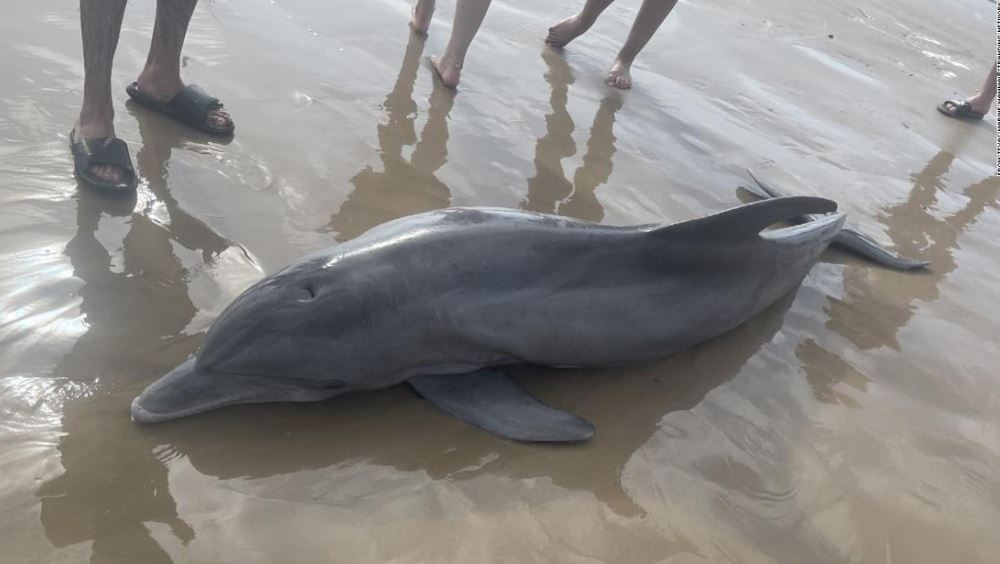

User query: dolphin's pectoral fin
[655,195,838,241]
[409,369,595,443]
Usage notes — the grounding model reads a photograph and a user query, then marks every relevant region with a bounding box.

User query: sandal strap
[79,137,136,181]
[940,99,983,118]
[170,84,223,123]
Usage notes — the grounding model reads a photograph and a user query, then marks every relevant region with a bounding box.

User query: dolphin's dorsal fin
[409,369,594,442]
[652,196,838,240]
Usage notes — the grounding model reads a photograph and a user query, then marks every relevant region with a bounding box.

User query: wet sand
[1,0,999,562]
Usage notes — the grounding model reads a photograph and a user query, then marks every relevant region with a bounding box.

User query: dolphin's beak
[131,357,260,423]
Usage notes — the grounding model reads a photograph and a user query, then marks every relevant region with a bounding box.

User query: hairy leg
[76,0,128,183]
[136,0,231,128]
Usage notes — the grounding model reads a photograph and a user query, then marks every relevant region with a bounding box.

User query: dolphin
[131,194,920,442]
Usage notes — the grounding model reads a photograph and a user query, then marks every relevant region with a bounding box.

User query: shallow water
[1,0,999,562]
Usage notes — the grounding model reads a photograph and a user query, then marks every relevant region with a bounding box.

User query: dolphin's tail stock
[744,169,929,271]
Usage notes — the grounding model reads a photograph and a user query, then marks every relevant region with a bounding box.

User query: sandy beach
[1,0,998,562]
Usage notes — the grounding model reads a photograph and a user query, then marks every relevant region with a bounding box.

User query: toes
[606,71,632,90]
[90,165,108,182]
[209,109,233,128]
[92,164,123,184]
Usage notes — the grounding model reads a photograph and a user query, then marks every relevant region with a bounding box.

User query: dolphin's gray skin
[134,196,876,442]
[745,169,929,270]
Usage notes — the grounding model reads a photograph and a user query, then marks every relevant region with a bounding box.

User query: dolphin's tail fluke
[744,169,930,271]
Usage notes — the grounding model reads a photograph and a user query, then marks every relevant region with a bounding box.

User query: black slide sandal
[69,130,137,191]
[937,99,986,120]
[126,82,235,136]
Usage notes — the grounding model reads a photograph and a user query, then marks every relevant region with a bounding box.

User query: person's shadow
[327,33,455,241]
[798,150,1000,402]
[36,103,233,563]
[522,49,622,223]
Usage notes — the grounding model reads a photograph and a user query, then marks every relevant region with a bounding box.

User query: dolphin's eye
[297,286,317,301]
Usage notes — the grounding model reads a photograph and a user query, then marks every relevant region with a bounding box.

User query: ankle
[75,111,115,138]
[613,54,634,68]
[576,12,598,27]
[78,105,114,128]
[968,94,995,112]
[438,51,465,69]
[137,63,184,95]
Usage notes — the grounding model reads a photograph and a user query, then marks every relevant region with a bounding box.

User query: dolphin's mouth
[130,387,251,423]
[130,393,239,424]
[131,357,347,424]
[131,357,268,424]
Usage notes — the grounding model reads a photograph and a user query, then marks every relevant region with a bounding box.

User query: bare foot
[135,69,233,129]
[430,54,461,88]
[546,14,592,48]
[72,115,127,185]
[410,0,435,35]
[606,59,633,89]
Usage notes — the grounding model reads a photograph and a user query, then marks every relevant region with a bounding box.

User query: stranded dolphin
[131,195,921,442]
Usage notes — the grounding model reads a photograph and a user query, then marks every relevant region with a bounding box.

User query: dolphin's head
[132,264,368,423]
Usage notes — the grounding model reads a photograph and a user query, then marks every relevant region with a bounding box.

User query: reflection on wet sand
[797,338,871,407]
[800,150,999,400]
[36,108,233,563]
[523,50,621,222]
[828,151,998,350]
[328,34,455,241]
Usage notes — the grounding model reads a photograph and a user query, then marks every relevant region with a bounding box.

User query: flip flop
[69,129,137,191]
[126,82,235,136]
[937,99,986,120]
